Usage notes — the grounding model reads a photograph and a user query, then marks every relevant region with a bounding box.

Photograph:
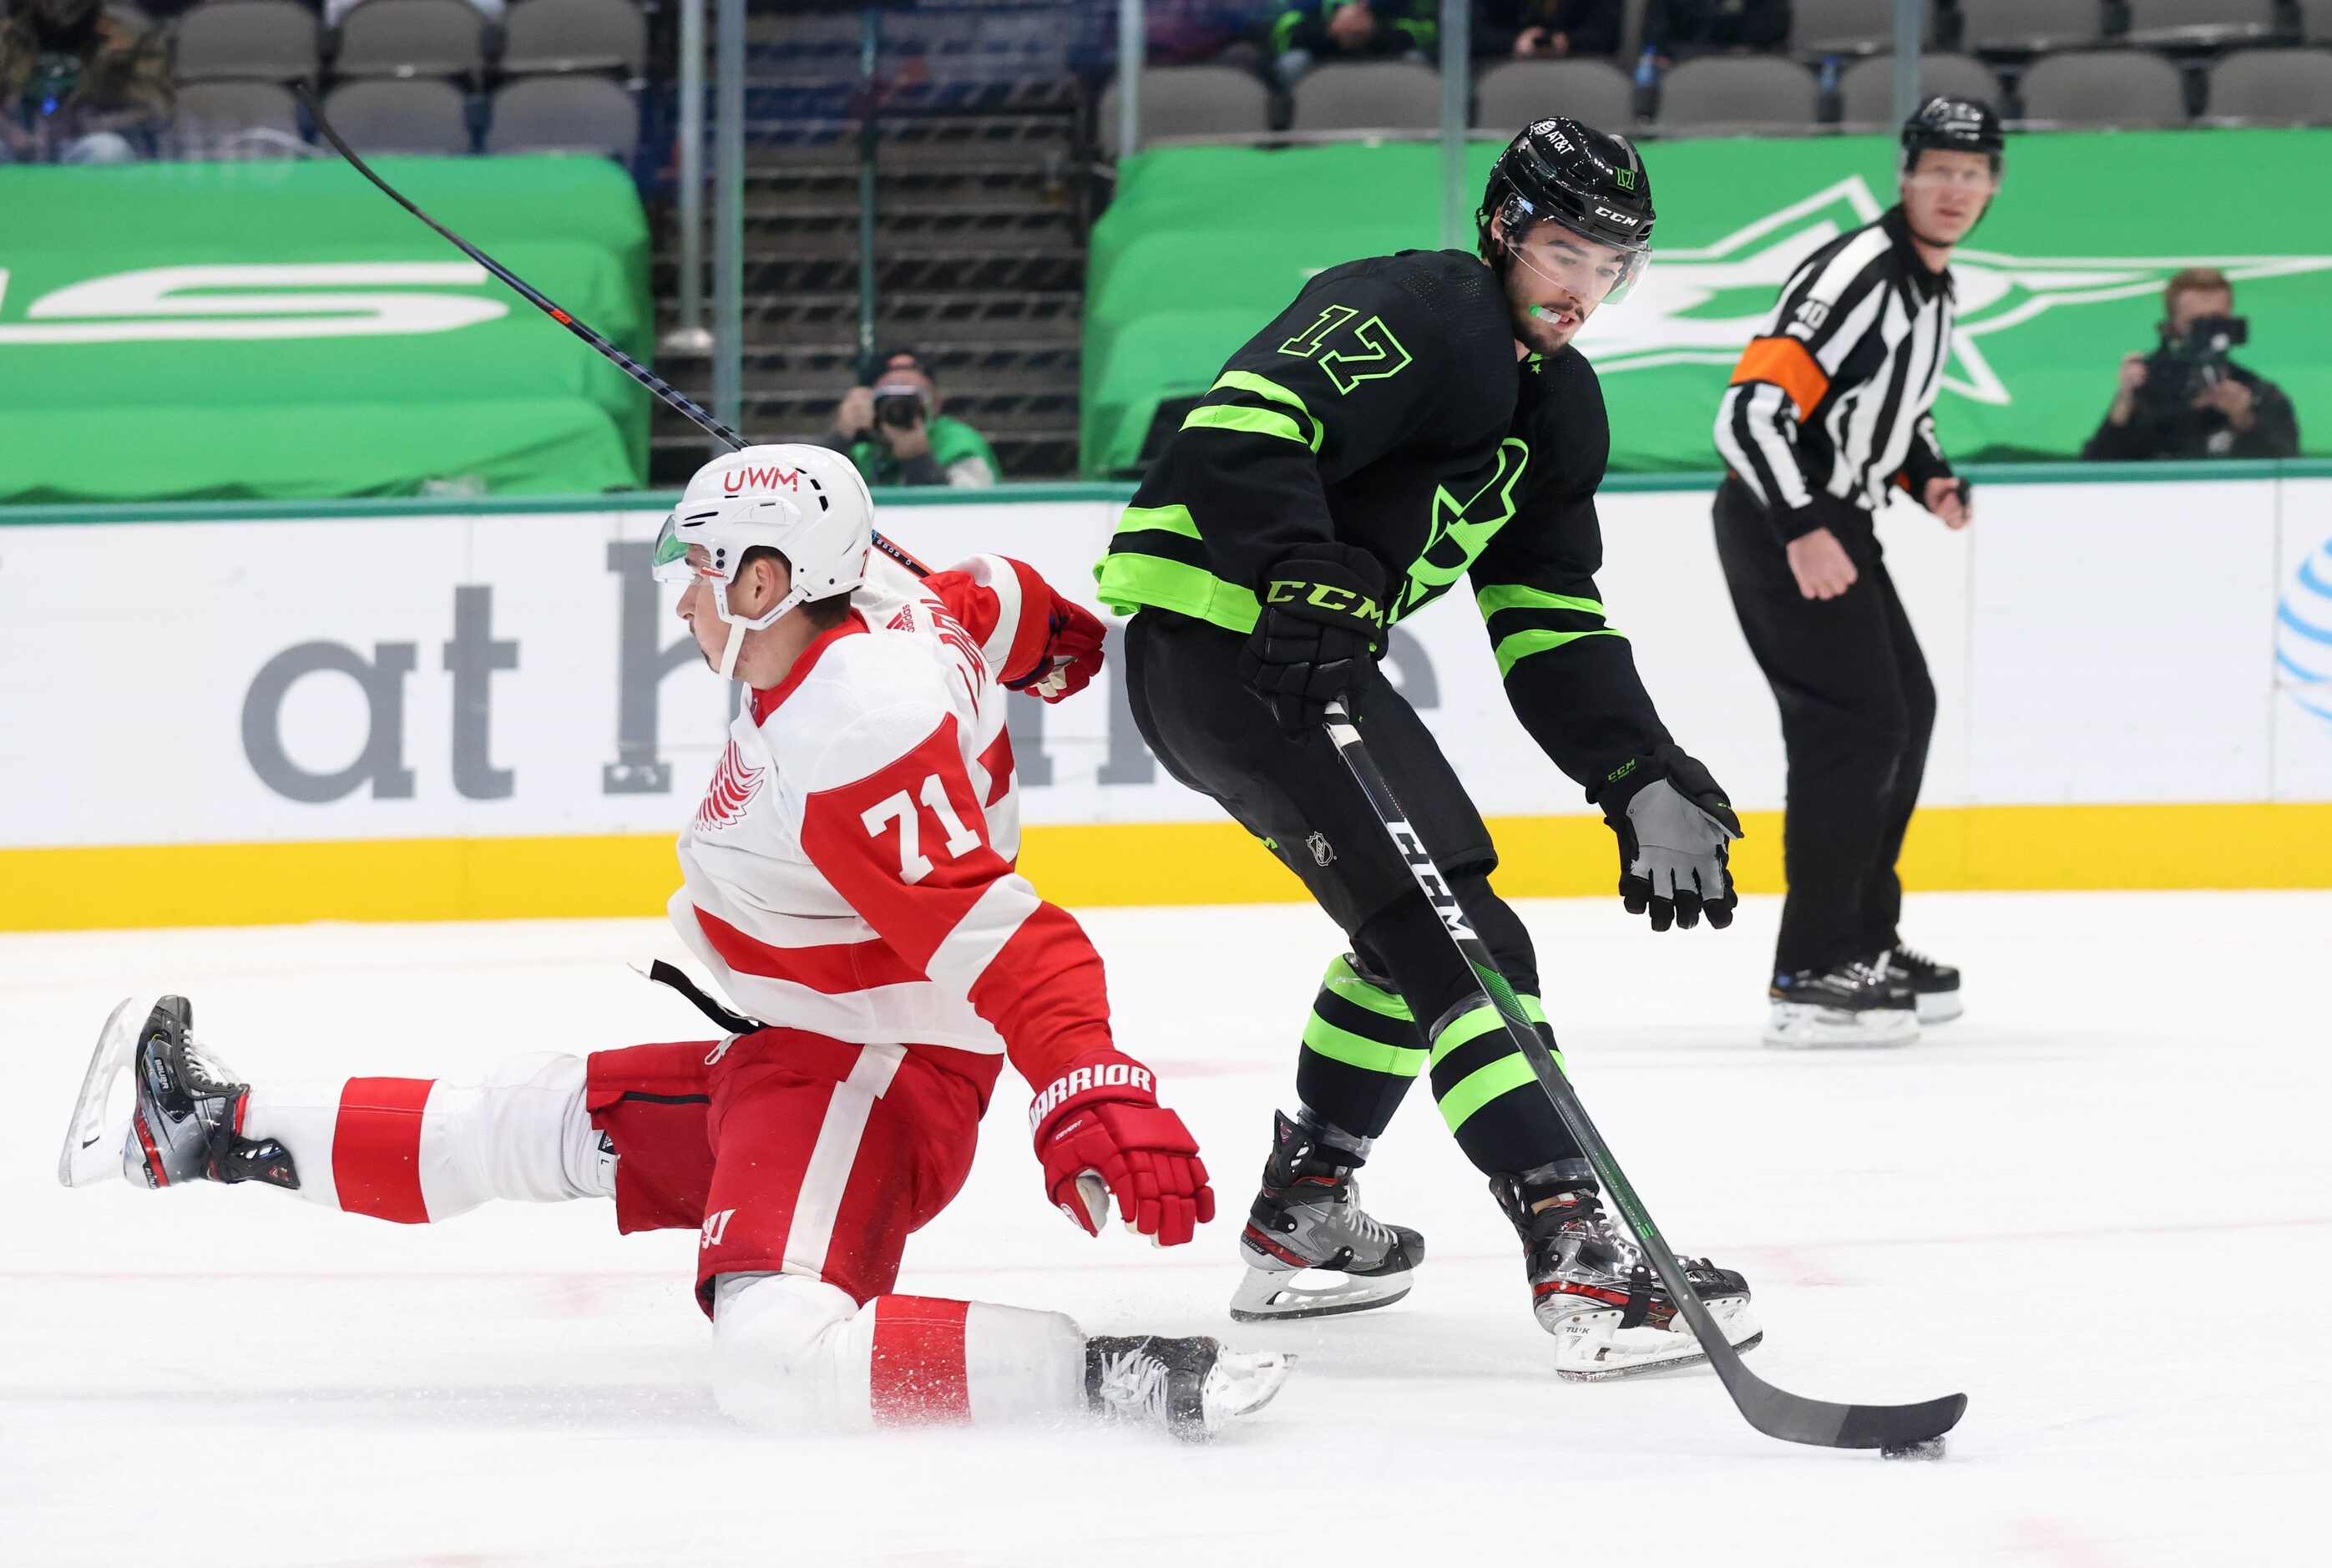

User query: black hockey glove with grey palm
[1239,544,1388,735]
[1595,744,1743,932]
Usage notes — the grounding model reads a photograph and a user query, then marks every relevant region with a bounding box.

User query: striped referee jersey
[1714,205,1957,539]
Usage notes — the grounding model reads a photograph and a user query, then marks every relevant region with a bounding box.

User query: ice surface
[5,891,2328,1567]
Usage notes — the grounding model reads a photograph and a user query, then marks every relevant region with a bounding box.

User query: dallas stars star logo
[1575,175,2332,405]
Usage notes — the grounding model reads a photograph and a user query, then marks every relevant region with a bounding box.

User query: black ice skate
[1494,1165,1759,1382]
[1882,945,1963,1024]
[1228,1110,1424,1322]
[57,995,298,1191]
[1085,1334,1292,1441]
[1764,960,1920,1049]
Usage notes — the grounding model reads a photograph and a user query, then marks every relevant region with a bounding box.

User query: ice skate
[1085,1334,1291,1441]
[1764,961,1920,1049]
[57,994,298,1191]
[1882,945,1962,1024]
[1495,1166,1759,1382]
[1229,1110,1424,1322]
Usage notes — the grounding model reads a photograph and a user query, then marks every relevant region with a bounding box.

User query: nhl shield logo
[1307,832,1336,867]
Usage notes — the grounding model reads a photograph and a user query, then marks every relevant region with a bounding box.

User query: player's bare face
[1500,220,1633,356]
[1901,150,1996,250]
[675,545,790,673]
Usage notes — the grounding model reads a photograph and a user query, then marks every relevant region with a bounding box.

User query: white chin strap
[711,579,811,683]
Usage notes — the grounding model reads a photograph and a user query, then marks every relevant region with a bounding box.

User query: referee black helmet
[1899,95,2003,175]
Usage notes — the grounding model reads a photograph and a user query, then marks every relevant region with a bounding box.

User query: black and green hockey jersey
[1095,247,1672,795]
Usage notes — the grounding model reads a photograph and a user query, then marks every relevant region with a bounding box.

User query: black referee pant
[1712,477,1935,979]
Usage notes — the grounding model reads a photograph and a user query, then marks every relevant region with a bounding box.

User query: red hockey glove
[1028,1050,1214,1247]
[1003,589,1106,705]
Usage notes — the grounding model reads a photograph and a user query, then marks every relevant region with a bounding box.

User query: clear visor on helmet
[650,513,717,586]
[1509,215,1649,306]
[1900,158,2001,195]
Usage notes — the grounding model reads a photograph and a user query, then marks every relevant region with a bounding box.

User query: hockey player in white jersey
[59,444,1289,1441]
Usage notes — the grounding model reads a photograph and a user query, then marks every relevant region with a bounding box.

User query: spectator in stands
[0,0,171,164]
[1641,0,1788,61]
[1267,0,1439,89]
[1475,0,1622,58]
[822,349,1002,490]
[2082,268,2300,462]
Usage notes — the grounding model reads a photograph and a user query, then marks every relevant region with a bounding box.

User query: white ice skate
[1229,1111,1422,1322]
[1085,1335,1293,1440]
[58,994,157,1187]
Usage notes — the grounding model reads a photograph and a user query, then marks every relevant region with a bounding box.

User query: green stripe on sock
[1436,1054,1540,1131]
[1323,954,1412,1020]
[1427,1004,1504,1069]
[1475,584,1606,618]
[1303,1014,1428,1077]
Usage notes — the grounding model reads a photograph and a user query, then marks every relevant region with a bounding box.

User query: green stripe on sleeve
[1475,584,1606,619]
[1094,552,1262,634]
[1210,371,1322,452]
[1302,1014,1429,1078]
[1181,403,1309,446]
[1437,1055,1538,1132]
[1323,954,1413,1019]
[1115,503,1201,540]
[1493,626,1626,678]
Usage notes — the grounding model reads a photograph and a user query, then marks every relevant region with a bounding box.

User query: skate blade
[1763,1003,1920,1050]
[1227,1263,1412,1323]
[1548,1297,1763,1382]
[1199,1350,1294,1437]
[1915,992,1964,1025]
[57,995,158,1188]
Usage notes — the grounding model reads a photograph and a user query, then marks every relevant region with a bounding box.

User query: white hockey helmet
[653,443,875,679]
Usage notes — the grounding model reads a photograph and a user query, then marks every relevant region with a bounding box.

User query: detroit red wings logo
[693,741,765,832]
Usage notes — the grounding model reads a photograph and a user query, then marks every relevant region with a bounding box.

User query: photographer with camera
[2082,269,2299,463]
[822,349,1001,489]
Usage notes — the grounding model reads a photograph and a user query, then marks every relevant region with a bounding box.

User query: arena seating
[140,0,647,161]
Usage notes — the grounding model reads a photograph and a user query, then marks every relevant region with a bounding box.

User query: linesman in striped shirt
[1712,97,2001,1049]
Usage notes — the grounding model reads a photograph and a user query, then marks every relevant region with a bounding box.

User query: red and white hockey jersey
[671,552,1107,1103]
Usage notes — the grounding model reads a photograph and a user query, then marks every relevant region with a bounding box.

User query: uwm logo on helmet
[722,465,801,494]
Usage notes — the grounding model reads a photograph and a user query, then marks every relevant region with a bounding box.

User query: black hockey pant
[1712,478,1935,978]
[1124,609,1583,1181]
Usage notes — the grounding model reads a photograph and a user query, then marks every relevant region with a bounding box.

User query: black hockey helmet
[1479,118,1654,300]
[1899,95,2003,175]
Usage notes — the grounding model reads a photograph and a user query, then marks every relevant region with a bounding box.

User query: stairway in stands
[650,4,1098,485]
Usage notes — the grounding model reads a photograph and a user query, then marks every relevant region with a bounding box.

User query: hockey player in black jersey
[1095,120,1758,1378]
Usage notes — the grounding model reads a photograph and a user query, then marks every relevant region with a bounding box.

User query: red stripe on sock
[332,1077,434,1223]
[868,1295,972,1426]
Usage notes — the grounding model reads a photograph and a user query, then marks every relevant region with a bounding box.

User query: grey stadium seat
[2205,48,2332,125]
[1288,59,1441,135]
[2018,49,2188,127]
[319,77,473,154]
[332,0,487,81]
[170,0,320,85]
[1837,53,2003,128]
[1095,65,1270,156]
[2308,0,2332,43]
[499,0,647,77]
[485,74,638,158]
[1954,0,2104,53]
[1791,0,1922,57]
[169,80,302,155]
[2122,0,2278,48]
[1655,56,1819,134]
[1474,58,1634,133]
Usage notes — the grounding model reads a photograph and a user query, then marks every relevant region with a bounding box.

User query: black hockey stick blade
[296,88,933,579]
[1318,698,1967,1452]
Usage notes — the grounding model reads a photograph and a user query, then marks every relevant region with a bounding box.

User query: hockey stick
[296,87,932,579]
[1319,698,1967,1454]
